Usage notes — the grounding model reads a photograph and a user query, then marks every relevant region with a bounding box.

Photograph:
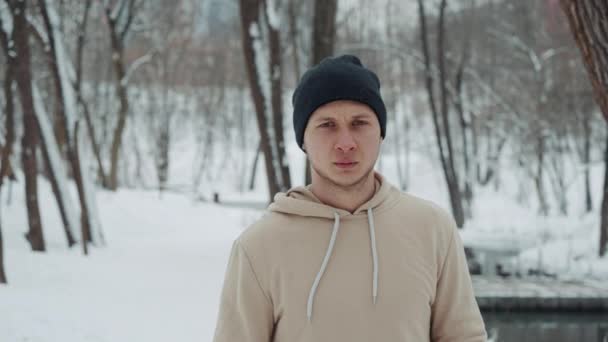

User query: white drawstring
[367,208,378,304]
[307,212,341,322]
[306,209,379,322]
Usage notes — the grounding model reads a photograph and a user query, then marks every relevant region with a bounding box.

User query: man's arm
[213,239,274,342]
[430,210,487,342]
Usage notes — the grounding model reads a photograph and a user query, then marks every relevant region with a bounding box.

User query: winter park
[1,0,608,341]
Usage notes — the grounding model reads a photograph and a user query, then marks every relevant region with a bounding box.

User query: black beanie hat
[292,54,387,150]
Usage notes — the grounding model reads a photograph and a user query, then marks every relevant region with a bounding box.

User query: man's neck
[309,172,377,213]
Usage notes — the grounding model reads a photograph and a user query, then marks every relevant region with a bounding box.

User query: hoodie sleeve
[430,210,487,342]
[212,239,274,342]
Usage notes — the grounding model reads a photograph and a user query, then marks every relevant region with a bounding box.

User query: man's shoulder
[391,191,456,233]
[236,210,293,252]
[393,190,447,216]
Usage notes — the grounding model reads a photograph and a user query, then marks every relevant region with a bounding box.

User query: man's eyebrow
[314,113,374,121]
[352,113,374,119]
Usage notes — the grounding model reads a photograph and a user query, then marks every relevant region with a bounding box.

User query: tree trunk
[38,1,68,160]
[601,130,608,257]
[11,0,45,251]
[107,41,129,191]
[0,58,15,186]
[304,0,338,185]
[239,0,288,199]
[560,0,608,256]
[287,0,302,87]
[73,122,90,255]
[104,5,132,191]
[267,11,291,189]
[38,135,77,246]
[535,136,549,216]
[455,60,473,219]
[417,0,465,227]
[0,1,16,183]
[249,141,261,191]
[40,0,98,246]
[579,108,593,213]
[74,0,106,186]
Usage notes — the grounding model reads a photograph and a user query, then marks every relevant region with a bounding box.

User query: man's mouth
[334,161,358,169]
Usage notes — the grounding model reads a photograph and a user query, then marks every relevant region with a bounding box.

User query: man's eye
[319,122,333,128]
[353,120,367,126]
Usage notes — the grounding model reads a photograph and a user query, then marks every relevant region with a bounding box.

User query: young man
[212,55,487,341]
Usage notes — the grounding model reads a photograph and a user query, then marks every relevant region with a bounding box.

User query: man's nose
[335,129,356,152]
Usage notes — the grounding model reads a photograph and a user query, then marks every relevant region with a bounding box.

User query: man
[212,55,487,342]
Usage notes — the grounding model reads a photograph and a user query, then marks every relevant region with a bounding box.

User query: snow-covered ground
[1,178,261,341]
[1,139,606,341]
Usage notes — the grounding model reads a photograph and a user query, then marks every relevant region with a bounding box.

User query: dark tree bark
[454,55,473,219]
[73,122,90,255]
[417,0,466,227]
[560,0,608,256]
[267,8,291,189]
[249,141,261,191]
[0,5,15,284]
[0,10,16,186]
[103,0,138,190]
[582,109,593,213]
[287,0,302,83]
[10,0,46,251]
[239,0,291,199]
[304,0,338,185]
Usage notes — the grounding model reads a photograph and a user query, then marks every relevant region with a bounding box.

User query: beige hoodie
[212,173,487,342]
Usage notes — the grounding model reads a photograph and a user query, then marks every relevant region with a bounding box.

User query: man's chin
[315,164,373,189]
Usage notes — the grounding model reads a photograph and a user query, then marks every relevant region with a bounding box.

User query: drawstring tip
[373,295,377,305]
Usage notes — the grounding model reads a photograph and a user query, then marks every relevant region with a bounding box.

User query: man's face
[303,100,382,189]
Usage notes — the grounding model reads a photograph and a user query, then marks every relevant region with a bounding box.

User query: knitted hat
[292,54,386,150]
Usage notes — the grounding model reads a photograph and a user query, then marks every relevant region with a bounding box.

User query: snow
[31,85,80,243]
[265,0,280,30]
[0,177,260,341]
[0,2,13,36]
[2,128,606,341]
[3,74,607,340]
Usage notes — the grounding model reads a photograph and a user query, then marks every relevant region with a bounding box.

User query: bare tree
[9,0,46,251]
[0,5,12,282]
[34,0,82,247]
[417,0,465,227]
[73,0,106,187]
[0,2,16,187]
[560,0,608,256]
[239,0,291,199]
[303,0,338,185]
[103,0,141,190]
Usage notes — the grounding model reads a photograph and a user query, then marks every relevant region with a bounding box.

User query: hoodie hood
[268,172,396,218]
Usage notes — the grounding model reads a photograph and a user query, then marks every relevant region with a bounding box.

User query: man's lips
[334,161,358,169]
